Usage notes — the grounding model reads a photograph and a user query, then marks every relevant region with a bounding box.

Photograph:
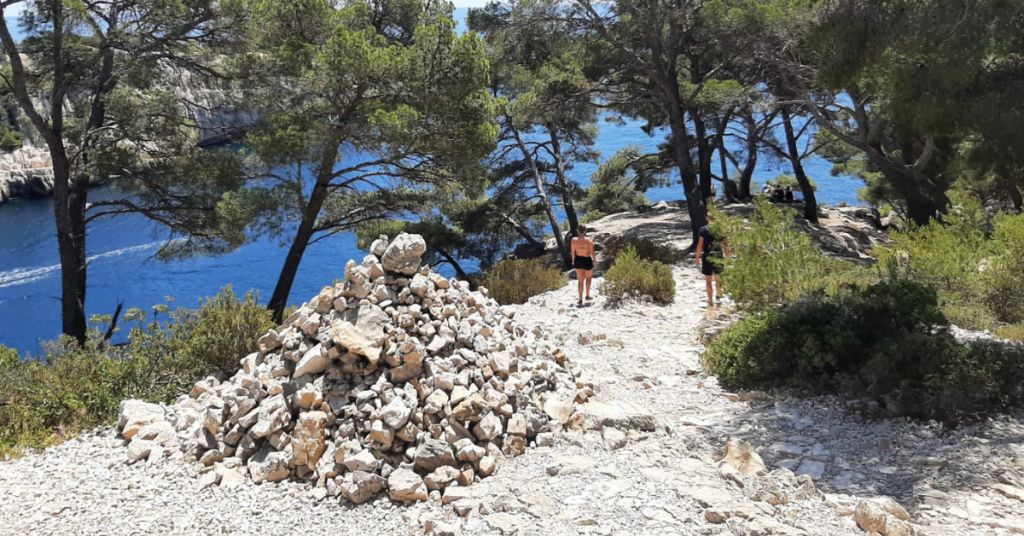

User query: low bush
[874,195,1024,338]
[580,210,608,224]
[0,286,274,457]
[702,280,1024,423]
[482,258,567,304]
[606,237,687,265]
[160,286,276,375]
[996,322,1024,341]
[716,199,873,310]
[601,245,676,304]
[582,146,664,217]
[772,174,818,192]
[0,129,24,152]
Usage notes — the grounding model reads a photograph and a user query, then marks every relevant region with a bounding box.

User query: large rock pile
[117,233,586,504]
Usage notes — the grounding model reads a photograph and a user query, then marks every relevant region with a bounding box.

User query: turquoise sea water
[0,9,865,353]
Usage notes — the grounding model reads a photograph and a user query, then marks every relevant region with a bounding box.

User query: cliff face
[176,69,259,147]
[0,146,55,204]
[0,89,257,205]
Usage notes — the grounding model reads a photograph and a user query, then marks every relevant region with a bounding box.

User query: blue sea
[0,9,865,353]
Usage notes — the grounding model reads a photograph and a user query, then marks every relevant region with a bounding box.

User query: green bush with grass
[874,195,1024,339]
[0,286,274,458]
[605,237,686,265]
[582,146,662,217]
[702,281,1024,423]
[481,258,567,305]
[600,245,676,304]
[579,210,608,224]
[715,200,873,310]
[771,174,817,192]
[0,129,24,152]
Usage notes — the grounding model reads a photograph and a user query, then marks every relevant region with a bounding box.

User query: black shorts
[701,256,723,276]
[573,256,594,270]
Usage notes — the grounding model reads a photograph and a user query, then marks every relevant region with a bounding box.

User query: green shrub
[996,322,1024,342]
[772,174,818,192]
[1,340,132,457]
[482,258,567,304]
[601,245,676,304]
[0,129,24,152]
[582,146,662,216]
[606,237,686,265]
[702,280,1024,423]
[941,302,999,333]
[875,196,1024,333]
[0,286,273,458]
[163,286,275,375]
[716,199,873,310]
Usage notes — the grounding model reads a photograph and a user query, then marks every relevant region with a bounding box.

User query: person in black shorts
[571,223,595,306]
[695,213,730,307]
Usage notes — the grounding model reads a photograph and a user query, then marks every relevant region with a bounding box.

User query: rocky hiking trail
[2,249,1024,535]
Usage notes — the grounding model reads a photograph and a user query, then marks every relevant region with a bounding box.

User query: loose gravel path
[2,266,1022,536]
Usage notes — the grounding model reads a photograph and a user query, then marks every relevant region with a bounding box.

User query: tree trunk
[999,168,1023,212]
[712,114,732,202]
[52,154,89,345]
[719,137,729,184]
[831,98,949,225]
[547,125,579,238]
[719,139,741,202]
[668,108,705,247]
[437,248,471,282]
[268,179,330,323]
[781,107,818,224]
[694,113,714,201]
[1009,186,1024,213]
[739,115,759,199]
[860,135,950,225]
[2,3,90,345]
[510,121,571,268]
[876,165,949,225]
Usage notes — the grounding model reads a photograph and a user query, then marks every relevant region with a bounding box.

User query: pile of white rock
[117,233,588,504]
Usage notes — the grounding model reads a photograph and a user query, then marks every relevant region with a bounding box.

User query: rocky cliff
[0,66,257,206]
[0,146,54,204]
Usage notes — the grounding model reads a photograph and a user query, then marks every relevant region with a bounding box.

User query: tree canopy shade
[224,0,497,322]
[802,0,1024,223]
[567,0,765,245]
[469,0,600,267]
[0,0,249,344]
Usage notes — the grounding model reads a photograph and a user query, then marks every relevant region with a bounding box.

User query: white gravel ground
[2,266,1022,536]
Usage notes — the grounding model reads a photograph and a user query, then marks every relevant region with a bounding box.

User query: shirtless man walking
[571,223,595,306]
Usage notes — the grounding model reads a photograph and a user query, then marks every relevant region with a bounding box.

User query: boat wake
[0,243,160,290]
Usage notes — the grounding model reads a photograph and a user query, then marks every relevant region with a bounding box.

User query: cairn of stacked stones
[117,233,588,504]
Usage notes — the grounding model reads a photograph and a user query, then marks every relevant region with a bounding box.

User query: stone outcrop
[116,233,584,504]
[583,200,892,274]
[175,69,258,147]
[0,146,54,204]
[720,438,768,476]
[0,67,258,206]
